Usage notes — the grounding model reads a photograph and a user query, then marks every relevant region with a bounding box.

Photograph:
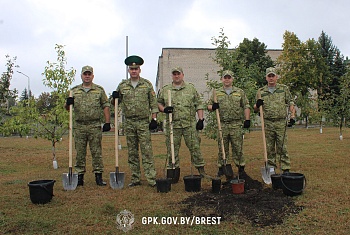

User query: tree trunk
[339,115,344,140]
[52,139,56,161]
[305,116,309,128]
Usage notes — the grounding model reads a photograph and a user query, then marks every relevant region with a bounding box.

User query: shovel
[258,93,275,184]
[110,98,125,189]
[166,89,180,183]
[62,90,78,190]
[213,89,233,178]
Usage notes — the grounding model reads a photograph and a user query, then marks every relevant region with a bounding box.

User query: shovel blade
[261,166,275,184]
[62,173,78,190]
[109,172,125,189]
[167,168,180,184]
[222,164,234,178]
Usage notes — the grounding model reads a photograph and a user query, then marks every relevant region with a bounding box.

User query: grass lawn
[0,126,349,234]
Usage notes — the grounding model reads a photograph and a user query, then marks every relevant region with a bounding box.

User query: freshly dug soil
[180,174,304,227]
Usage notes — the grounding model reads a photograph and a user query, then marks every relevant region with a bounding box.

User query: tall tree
[20,88,29,103]
[318,31,346,98]
[277,31,325,127]
[235,38,274,87]
[317,31,347,131]
[329,48,346,94]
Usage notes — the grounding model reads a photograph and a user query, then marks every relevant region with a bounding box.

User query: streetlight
[17,71,31,98]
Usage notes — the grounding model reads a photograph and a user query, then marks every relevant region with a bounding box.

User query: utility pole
[126,35,128,79]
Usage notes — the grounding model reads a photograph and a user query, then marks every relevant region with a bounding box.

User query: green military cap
[81,65,93,74]
[125,55,144,68]
[266,67,277,76]
[222,70,234,78]
[171,66,183,73]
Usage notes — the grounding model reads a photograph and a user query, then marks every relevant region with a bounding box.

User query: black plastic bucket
[28,180,56,204]
[183,175,201,192]
[156,178,171,193]
[281,173,306,196]
[271,174,282,190]
[212,178,221,193]
[167,168,180,184]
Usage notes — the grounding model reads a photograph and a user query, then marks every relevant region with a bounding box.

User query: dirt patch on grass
[180,174,304,227]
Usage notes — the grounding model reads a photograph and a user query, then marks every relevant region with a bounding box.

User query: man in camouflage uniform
[111,55,158,187]
[65,65,111,186]
[207,70,251,180]
[158,67,211,179]
[253,67,296,173]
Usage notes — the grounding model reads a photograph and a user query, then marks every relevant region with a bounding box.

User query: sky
[1,0,349,98]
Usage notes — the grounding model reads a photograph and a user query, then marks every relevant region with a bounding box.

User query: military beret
[125,55,144,68]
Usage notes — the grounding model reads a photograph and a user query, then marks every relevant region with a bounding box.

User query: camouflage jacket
[158,82,205,128]
[71,83,110,123]
[117,77,158,119]
[256,83,294,120]
[209,86,250,122]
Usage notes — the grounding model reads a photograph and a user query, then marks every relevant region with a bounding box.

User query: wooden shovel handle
[69,90,73,168]
[258,92,268,163]
[168,90,176,166]
[115,98,119,168]
[213,89,226,161]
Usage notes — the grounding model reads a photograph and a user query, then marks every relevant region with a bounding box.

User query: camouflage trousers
[124,118,156,185]
[264,119,290,171]
[166,123,205,169]
[217,122,245,168]
[74,123,104,174]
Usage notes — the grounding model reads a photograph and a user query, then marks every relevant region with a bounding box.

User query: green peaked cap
[125,55,144,68]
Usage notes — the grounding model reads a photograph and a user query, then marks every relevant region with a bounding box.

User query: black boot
[78,174,84,186]
[217,167,224,177]
[95,173,107,186]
